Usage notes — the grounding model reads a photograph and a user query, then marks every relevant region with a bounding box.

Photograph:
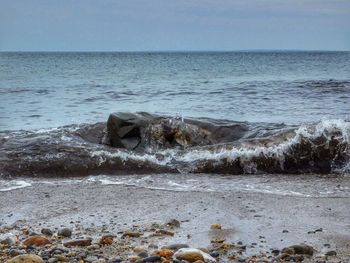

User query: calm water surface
[0,51,349,130]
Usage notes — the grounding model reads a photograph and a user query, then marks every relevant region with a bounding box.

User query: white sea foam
[0,180,32,192]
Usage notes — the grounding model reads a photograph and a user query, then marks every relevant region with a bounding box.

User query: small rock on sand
[22,235,51,246]
[282,244,314,256]
[174,248,216,263]
[7,254,44,263]
[0,233,17,246]
[57,228,72,238]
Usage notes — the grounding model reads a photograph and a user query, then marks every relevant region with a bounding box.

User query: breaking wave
[0,113,349,178]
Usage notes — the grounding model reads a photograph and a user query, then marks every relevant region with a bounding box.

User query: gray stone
[0,233,17,246]
[57,227,72,237]
[41,228,53,236]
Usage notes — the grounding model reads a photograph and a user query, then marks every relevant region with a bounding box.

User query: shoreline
[1,180,349,262]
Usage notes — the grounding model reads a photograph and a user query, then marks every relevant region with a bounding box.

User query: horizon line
[1,48,349,53]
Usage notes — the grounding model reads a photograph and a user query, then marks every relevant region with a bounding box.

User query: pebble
[325,250,337,256]
[209,251,220,258]
[163,243,189,251]
[138,252,149,258]
[166,219,181,227]
[142,256,162,262]
[174,248,216,263]
[7,254,44,263]
[122,231,142,238]
[88,244,101,250]
[153,248,174,259]
[134,246,145,253]
[210,224,222,230]
[85,255,99,262]
[99,235,113,245]
[0,233,17,246]
[23,235,51,246]
[9,248,25,257]
[63,238,92,247]
[282,244,314,256]
[41,228,53,236]
[57,227,72,238]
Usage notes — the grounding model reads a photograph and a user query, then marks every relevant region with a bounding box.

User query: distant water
[1,51,349,131]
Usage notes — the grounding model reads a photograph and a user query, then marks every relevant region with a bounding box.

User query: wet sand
[1,179,349,261]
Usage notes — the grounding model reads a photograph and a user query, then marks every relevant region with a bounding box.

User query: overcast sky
[0,0,349,51]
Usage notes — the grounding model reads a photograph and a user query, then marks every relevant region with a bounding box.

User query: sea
[1,51,349,196]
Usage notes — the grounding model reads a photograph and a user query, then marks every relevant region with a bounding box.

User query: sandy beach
[1,178,349,262]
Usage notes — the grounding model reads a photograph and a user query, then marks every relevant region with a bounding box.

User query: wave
[0,112,349,178]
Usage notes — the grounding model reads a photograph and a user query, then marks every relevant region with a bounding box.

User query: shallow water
[1,51,349,131]
[1,173,349,198]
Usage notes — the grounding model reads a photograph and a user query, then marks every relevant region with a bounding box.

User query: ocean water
[0,51,349,131]
[1,52,350,195]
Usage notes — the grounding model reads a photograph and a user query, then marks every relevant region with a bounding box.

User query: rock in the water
[0,233,17,246]
[22,235,51,246]
[106,112,157,149]
[173,248,216,263]
[63,238,92,247]
[105,112,243,150]
[7,254,44,263]
[282,244,314,256]
[57,228,72,238]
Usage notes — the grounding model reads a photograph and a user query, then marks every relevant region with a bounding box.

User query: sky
[0,0,349,51]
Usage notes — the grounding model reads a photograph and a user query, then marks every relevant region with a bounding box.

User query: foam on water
[0,180,32,192]
[86,119,350,174]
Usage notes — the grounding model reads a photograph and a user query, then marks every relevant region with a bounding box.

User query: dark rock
[282,230,289,233]
[271,249,280,255]
[41,228,53,236]
[282,244,314,256]
[325,250,337,256]
[106,112,157,149]
[163,244,190,251]
[63,238,92,247]
[138,252,148,258]
[0,233,16,246]
[57,228,72,238]
[210,251,220,257]
[9,249,24,257]
[142,256,162,262]
[166,219,181,227]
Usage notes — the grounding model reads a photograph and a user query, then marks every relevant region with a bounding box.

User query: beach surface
[1,176,349,262]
